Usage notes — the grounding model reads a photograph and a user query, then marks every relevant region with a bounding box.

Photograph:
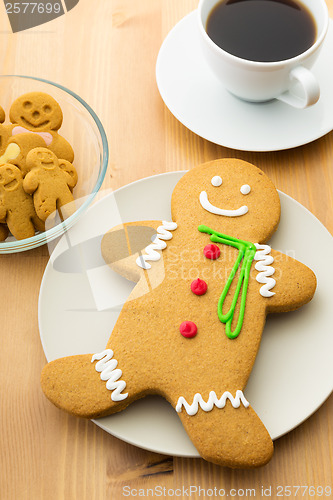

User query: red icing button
[203,244,220,260]
[180,321,197,338]
[191,278,208,296]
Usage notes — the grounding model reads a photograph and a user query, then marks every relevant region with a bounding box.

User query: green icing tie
[198,225,257,340]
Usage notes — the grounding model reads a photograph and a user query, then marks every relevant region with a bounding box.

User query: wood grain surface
[0,0,332,498]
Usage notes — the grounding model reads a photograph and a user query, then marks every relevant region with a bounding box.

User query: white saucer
[156,12,333,152]
[38,172,333,457]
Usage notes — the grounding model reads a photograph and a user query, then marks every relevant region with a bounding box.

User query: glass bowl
[0,75,108,253]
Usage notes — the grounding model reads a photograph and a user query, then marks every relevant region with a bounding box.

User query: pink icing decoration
[12,126,53,146]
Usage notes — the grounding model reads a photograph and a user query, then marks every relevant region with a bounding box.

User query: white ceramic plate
[39,172,333,457]
[156,13,333,152]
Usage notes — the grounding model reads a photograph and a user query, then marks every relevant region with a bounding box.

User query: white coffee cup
[198,0,329,108]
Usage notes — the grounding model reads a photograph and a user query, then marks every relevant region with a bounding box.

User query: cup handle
[276,66,320,109]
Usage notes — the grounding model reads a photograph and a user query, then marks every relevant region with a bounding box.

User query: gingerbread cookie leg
[42,221,172,417]
[33,195,57,222]
[0,223,9,241]
[41,292,158,418]
[41,353,130,418]
[7,215,35,240]
[175,396,273,468]
[56,190,75,220]
[31,214,45,233]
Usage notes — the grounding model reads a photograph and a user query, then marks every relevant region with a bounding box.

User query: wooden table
[1,1,332,498]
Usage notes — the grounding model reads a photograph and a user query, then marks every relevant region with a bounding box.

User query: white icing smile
[199,191,248,217]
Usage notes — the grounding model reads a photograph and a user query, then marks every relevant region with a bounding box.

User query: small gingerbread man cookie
[24,147,77,221]
[9,92,74,162]
[41,159,316,469]
[0,164,44,239]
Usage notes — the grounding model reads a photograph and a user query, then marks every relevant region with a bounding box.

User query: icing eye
[211,176,222,187]
[240,184,251,195]
[23,101,32,110]
[43,105,52,114]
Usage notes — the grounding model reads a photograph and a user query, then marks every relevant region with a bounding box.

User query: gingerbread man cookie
[41,159,316,468]
[24,147,77,221]
[9,92,74,162]
[0,164,44,239]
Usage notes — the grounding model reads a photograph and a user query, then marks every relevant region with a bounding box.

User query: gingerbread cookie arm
[58,160,78,190]
[101,220,172,282]
[23,170,39,194]
[257,249,317,313]
[48,133,74,163]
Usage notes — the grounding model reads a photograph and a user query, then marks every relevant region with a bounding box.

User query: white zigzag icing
[91,349,128,402]
[176,390,250,416]
[254,244,276,297]
[136,220,177,270]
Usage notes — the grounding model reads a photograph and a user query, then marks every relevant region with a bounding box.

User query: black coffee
[206,0,317,62]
